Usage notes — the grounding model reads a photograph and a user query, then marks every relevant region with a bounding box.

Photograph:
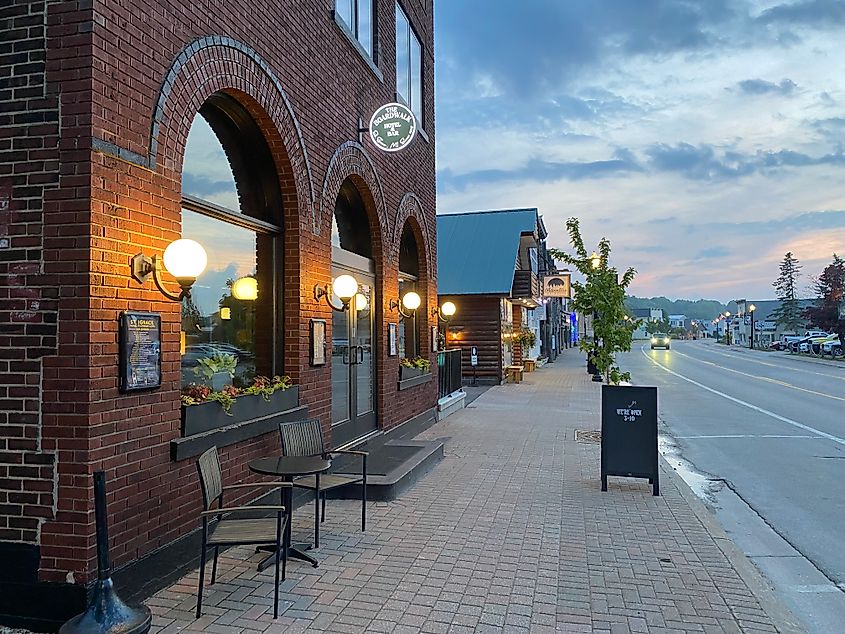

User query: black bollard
[60,471,152,634]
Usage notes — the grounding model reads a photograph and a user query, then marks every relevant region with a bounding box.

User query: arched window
[180,92,283,391]
[398,223,423,358]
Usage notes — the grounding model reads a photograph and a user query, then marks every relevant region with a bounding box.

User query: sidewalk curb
[660,456,808,634]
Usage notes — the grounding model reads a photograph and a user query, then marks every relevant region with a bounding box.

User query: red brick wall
[4,0,437,584]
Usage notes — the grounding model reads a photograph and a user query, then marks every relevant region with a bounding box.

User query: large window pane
[357,0,372,57]
[410,33,422,123]
[180,209,273,390]
[182,116,239,213]
[395,5,410,102]
[336,0,353,29]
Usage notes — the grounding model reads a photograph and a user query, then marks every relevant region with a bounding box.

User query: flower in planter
[181,374,293,415]
[399,356,431,372]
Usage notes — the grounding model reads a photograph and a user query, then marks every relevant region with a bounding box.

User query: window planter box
[181,386,300,437]
[172,387,304,461]
[398,366,432,391]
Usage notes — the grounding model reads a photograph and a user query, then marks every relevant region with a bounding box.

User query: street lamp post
[749,304,756,349]
[724,311,731,345]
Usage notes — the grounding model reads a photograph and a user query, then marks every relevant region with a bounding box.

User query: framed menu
[119,311,162,392]
[310,319,326,366]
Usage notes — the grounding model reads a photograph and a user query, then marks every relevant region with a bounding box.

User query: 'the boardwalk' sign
[369,103,417,152]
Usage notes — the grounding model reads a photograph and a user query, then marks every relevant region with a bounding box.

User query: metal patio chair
[278,419,368,548]
[195,446,292,619]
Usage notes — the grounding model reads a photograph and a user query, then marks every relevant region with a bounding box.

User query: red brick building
[1,0,436,627]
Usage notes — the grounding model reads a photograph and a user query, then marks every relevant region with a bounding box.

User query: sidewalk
[145,353,802,633]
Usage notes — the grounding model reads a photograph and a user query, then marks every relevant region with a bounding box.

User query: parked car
[821,337,843,358]
[789,331,829,353]
[650,333,671,350]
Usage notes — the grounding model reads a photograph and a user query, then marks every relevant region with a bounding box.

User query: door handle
[358,346,365,364]
[342,346,350,365]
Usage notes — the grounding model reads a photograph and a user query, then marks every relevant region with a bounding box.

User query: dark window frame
[395,2,423,128]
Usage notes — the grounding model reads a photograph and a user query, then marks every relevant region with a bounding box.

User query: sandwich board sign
[470,346,478,366]
[601,385,659,496]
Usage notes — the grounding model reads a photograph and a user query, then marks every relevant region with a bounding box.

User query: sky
[433,0,845,302]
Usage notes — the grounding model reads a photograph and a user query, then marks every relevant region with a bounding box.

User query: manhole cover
[575,430,601,444]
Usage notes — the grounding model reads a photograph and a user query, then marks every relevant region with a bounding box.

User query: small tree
[804,254,845,341]
[549,218,636,383]
[771,252,804,332]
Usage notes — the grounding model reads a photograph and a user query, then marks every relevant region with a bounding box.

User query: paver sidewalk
[146,352,802,633]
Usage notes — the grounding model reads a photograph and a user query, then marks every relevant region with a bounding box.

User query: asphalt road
[618,340,845,633]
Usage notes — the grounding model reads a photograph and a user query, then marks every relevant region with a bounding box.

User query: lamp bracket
[314,283,347,312]
[431,307,452,323]
[390,298,413,319]
[130,253,189,302]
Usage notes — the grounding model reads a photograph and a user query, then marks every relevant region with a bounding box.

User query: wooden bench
[523,359,536,372]
[506,364,525,384]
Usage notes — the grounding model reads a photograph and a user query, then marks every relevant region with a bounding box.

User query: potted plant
[399,356,431,380]
[194,353,238,391]
[180,374,297,436]
[513,328,537,351]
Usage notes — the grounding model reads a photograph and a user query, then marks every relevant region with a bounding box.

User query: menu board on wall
[119,311,162,392]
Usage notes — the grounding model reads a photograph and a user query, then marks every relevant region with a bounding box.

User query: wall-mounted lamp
[231,276,258,301]
[354,292,369,312]
[314,273,358,311]
[131,238,207,302]
[220,307,231,320]
[432,301,456,322]
[390,291,421,319]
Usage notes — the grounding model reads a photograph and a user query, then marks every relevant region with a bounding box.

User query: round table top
[249,455,331,477]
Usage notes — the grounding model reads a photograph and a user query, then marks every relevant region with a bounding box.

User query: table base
[256,543,318,571]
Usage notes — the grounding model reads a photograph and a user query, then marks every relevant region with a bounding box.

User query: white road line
[689,343,845,382]
[640,346,845,448]
[671,348,845,403]
[677,435,821,439]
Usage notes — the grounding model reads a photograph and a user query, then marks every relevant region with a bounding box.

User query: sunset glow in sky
[434,1,845,302]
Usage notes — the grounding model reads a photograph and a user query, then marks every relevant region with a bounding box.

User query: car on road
[789,331,830,353]
[821,337,843,358]
[650,333,671,350]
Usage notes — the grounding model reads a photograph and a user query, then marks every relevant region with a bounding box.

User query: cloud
[438,150,643,192]
[736,78,797,95]
[694,246,731,260]
[756,0,845,27]
[645,143,845,180]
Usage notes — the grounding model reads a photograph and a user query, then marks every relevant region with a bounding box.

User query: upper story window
[395,3,422,125]
[336,0,374,58]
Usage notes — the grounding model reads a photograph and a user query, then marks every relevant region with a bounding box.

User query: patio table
[248,455,330,571]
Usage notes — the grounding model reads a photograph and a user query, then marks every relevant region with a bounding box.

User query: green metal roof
[437,208,538,295]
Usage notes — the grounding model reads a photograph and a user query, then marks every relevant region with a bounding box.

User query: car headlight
[651,337,657,343]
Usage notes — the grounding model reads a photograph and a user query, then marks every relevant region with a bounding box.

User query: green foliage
[194,353,238,381]
[804,254,845,340]
[771,252,804,331]
[625,296,729,321]
[400,356,431,371]
[181,375,292,414]
[513,328,537,349]
[548,218,636,384]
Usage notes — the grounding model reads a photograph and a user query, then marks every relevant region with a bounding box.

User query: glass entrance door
[331,266,377,446]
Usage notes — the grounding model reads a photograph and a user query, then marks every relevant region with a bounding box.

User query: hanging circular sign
[369,102,417,152]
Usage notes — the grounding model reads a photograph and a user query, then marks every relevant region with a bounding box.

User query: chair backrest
[196,446,223,510]
[279,419,325,457]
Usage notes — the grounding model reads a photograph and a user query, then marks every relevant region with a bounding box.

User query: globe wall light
[314,273,358,311]
[131,238,207,301]
[390,290,421,319]
[231,276,258,301]
[354,292,369,312]
[433,300,456,321]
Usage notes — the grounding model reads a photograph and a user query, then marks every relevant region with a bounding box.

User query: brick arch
[392,192,434,277]
[149,36,315,229]
[319,141,388,242]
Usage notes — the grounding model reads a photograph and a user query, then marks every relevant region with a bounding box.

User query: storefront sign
[119,312,161,392]
[543,273,571,298]
[369,103,417,152]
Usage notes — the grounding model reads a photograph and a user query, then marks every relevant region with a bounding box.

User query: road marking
[677,434,821,439]
[690,343,845,382]
[640,346,845,447]
[670,348,845,403]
